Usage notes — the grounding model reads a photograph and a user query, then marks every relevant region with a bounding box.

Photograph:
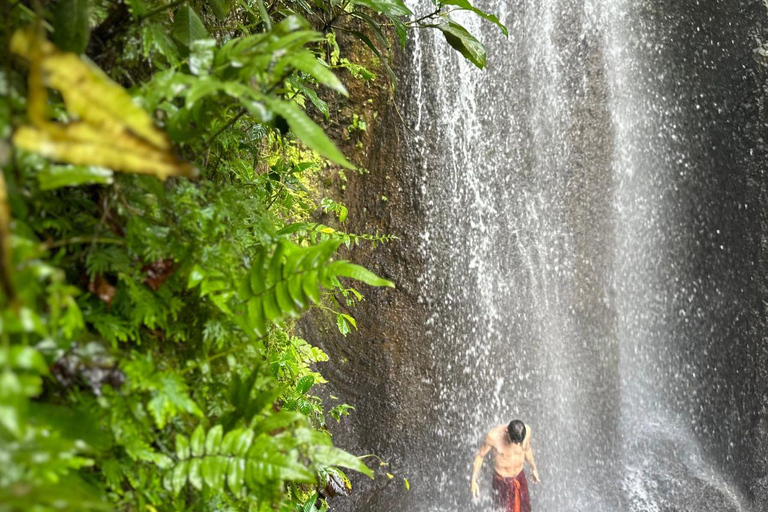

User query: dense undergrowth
[0,1,504,510]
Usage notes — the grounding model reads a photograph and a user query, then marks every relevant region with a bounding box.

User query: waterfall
[323,1,768,511]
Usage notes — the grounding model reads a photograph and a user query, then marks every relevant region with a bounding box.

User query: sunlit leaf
[37,165,113,190]
[190,39,217,76]
[10,30,197,180]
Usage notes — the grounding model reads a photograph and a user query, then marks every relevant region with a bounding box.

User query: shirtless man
[470,420,540,512]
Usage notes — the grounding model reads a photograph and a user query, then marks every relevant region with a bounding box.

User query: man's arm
[524,426,540,483]
[470,435,493,498]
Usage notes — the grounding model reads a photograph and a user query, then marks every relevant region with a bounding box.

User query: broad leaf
[310,445,373,477]
[353,0,412,17]
[295,375,314,394]
[263,98,354,169]
[330,261,394,288]
[38,165,113,190]
[52,0,90,54]
[208,0,231,20]
[286,52,348,95]
[433,20,486,69]
[172,6,209,48]
[440,0,508,36]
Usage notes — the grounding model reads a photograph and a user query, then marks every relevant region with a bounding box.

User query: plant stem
[205,109,247,146]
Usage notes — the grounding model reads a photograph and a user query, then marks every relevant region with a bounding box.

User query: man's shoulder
[486,424,505,440]
[524,423,533,445]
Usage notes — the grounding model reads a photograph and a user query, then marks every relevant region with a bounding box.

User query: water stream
[327,1,768,511]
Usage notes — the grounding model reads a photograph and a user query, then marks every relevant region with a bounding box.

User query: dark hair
[507,420,526,444]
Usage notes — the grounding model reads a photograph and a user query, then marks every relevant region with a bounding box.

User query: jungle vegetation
[0,1,505,510]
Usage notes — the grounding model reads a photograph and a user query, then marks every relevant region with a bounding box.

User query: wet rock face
[298,51,434,508]
[307,1,768,511]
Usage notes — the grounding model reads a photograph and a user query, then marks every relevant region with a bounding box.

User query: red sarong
[492,471,531,512]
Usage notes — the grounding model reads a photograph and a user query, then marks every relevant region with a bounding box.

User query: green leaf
[52,0,90,54]
[263,98,354,169]
[341,313,357,330]
[310,445,373,478]
[205,425,223,454]
[250,249,268,295]
[221,428,254,456]
[201,455,228,489]
[349,30,397,84]
[190,424,206,457]
[303,493,319,512]
[351,11,389,48]
[187,264,206,288]
[392,17,408,49]
[289,78,330,119]
[221,428,245,454]
[301,270,321,304]
[170,460,190,495]
[353,0,412,17]
[147,373,203,429]
[38,165,113,190]
[288,275,309,309]
[190,39,217,76]
[188,459,203,490]
[256,0,273,30]
[247,297,267,337]
[275,281,298,318]
[286,52,347,95]
[227,458,246,495]
[439,0,508,36]
[245,445,315,483]
[208,0,231,20]
[252,411,306,434]
[336,314,351,335]
[176,434,190,460]
[232,429,255,456]
[295,375,314,394]
[434,20,486,69]
[172,6,208,48]
[330,261,394,287]
[262,290,282,323]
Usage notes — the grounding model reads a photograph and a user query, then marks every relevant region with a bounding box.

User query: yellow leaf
[10,28,196,180]
[386,473,394,479]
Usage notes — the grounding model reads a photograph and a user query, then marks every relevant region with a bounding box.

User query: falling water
[323,1,768,511]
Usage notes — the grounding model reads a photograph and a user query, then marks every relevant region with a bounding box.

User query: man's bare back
[471,422,540,499]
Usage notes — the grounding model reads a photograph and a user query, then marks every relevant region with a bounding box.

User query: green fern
[165,422,371,497]
[239,239,393,337]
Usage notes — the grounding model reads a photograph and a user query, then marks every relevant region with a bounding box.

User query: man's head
[507,420,526,444]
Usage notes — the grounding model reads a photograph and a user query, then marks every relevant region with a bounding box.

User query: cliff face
[298,37,434,508]
[304,2,768,511]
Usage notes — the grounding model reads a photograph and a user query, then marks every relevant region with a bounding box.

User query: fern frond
[240,239,393,338]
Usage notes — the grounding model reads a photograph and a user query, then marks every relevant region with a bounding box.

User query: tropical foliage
[0,0,503,510]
